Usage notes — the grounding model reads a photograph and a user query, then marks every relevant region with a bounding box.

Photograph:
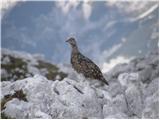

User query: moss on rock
[35,60,67,80]
[1,53,67,81]
[1,55,32,81]
[1,89,28,111]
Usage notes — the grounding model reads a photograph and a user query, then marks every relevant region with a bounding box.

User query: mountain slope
[1,48,67,81]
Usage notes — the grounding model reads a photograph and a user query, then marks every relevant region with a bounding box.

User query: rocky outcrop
[1,49,159,119]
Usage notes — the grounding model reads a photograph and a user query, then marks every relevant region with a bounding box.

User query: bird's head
[66,37,77,47]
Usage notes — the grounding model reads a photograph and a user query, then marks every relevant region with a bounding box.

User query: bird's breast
[71,54,83,73]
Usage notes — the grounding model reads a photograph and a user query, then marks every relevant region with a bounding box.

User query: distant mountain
[103,7,159,62]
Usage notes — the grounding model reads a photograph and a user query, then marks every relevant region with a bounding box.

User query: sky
[1,0,159,72]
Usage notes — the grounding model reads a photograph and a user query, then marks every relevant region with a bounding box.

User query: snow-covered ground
[1,49,159,119]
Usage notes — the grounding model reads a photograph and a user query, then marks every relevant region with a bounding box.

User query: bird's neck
[71,45,79,54]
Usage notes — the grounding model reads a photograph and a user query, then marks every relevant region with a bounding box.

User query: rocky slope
[1,49,159,119]
[1,49,67,81]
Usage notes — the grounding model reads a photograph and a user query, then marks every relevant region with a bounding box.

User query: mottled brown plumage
[66,37,109,85]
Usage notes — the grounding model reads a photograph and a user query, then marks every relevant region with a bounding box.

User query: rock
[4,98,31,119]
[2,75,103,119]
[125,84,143,117]
[34,110,52,119]
[107,80,124,97]
[143,78,159,99]
[136,59,149,70]
[1,49,159,119]
[139,66,153,83]
[103,101,117,117]
[151,68,159,80]
[112,94,128,114]
[118,72,139,87]
[103,100,128,119]
[1,48,67,81]
[106,113,128,119]
[107,63,133,78]
[142,92,159,118]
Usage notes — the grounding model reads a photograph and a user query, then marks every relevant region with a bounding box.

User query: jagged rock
[142,92,159,118]
[3,98,31,119]
[118,72,139,87]
[139,66,153,83]
[112,94,128,114]
[125,84,143,117]
[103,101,118,117]
[107,80,124,97]
[107,63,133,78]
[1,49,159,119]
[143,78,159,99]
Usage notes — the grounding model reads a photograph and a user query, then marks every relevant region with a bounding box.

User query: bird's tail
[101,77,109,85]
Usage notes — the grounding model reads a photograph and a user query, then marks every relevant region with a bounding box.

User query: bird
[66,37,109,85]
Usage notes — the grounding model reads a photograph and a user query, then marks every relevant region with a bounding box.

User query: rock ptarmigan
[66,37,109,85]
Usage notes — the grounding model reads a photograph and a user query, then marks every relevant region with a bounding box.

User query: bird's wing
[77,52,108,85]
[78,53,102,75]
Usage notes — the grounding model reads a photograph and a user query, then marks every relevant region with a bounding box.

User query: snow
[1,49,159,119]
[132,4,158,22]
